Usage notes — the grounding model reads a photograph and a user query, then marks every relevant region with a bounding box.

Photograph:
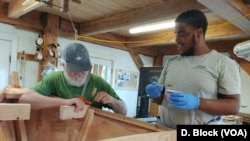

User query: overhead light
[129,20,175,34]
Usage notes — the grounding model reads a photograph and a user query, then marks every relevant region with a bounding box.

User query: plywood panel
[25,107,174,141]
[25,108,83,141]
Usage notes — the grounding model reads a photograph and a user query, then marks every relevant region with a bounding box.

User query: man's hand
[145,82,163,98]
[167,90,200,110]
[94,91,127,115]
[64,98,86,112]
[95,91,114,105]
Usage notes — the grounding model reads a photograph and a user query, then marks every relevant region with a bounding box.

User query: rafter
[79,0,205,35]
[8,0,44,18]
[197,0,250,34]
[243,0,250,4]
[126,21,245,48]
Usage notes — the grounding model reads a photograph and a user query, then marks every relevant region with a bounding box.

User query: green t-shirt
[31,71,122,109]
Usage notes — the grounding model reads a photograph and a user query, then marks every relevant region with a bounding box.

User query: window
[90,57,113,84]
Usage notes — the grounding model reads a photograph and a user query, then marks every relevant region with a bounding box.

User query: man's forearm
[110,100,127,115]
[18,90,65,110]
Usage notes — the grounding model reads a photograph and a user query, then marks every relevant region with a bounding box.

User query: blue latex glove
[145,81,163,98]
[167,90,200,110]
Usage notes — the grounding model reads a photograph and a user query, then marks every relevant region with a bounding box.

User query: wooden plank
[99,131,176,141]
[227,0,250,14]
[25,107,174,141]
[0,103,30,120]
[90,107,172,132]
[25,108,83,141]
[10,71,20,88]
[0,2,43,31]
[60,105,90,120]
[79,0,205,35]
[77,109,94,141]
[17,52,36,62]
[129,50,144,69]
[4,87,29,99]
[8,71,29,141]
[8,0,44,18]
[84,108,173,141]
[197,0,250,33]
[76,33,128,51]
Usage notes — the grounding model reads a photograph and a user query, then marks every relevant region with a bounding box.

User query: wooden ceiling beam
[79,0,205,35]
[133,47,160,57]
[8,0,44,18]
[155,37,249,56]
[244,0,250,4]
[0,2,43,31]
[197,0,250,34]
[126,22,245,48]
[76,33,128,51]
[226,0,250,17]
[129,50,144,69]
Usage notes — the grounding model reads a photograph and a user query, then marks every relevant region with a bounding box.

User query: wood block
[4,87,29,99]
[76,109,94,141]
[10,71,20,88]
[0,103,30,120]
[60,105,89,120]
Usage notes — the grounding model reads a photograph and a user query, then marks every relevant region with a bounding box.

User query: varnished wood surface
[25,107,174,141]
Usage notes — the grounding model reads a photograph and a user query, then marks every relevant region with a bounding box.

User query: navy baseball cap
[62,43,92,72]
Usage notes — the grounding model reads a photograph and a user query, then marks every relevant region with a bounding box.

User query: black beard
[181,36,196,56]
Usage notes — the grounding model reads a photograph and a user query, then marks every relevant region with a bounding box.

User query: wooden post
[9,71,29,141]
[38,13,59,81]
[76,109,94,141]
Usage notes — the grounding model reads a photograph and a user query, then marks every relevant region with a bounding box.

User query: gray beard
[63,71,87,87]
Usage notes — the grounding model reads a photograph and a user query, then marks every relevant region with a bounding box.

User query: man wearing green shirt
[19,43,127,115]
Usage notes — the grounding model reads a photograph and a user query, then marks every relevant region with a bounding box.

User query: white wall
[0,23,39,87]
[139,54,153,67]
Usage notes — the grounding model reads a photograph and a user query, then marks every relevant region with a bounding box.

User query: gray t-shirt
[158,50,240,129]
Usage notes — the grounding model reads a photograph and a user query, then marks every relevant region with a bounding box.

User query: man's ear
[196,28,203,38]
[61,61,66,69]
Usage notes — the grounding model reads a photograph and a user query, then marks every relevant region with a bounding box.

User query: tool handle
[79,96,92,105]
